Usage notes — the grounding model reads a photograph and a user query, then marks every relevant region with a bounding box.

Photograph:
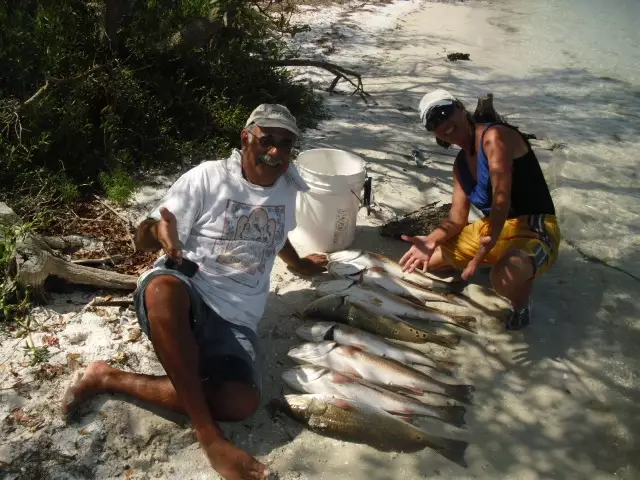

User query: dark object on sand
[447,52,470,61]
[380,201,451,239]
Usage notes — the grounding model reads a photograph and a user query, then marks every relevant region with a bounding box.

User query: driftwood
[473,93,502,123]
[1,203,137,304]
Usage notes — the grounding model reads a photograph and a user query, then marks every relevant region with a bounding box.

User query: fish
[282,365,467,427]
[268,393,469,465]
[296,320,458,376]
[316,279,478,334]
[327,249,464,292]
[287,341,474,405]
[327,261,467,307]
[302,294,461,349]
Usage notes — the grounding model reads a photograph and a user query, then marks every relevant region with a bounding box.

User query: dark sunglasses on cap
[247,129,295,153]
[424,103,456,132]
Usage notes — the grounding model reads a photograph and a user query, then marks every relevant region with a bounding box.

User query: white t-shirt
[141,149,309,331]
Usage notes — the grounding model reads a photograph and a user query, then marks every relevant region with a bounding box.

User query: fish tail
[266,397,292,421]
[433,359,460,377]
[451,315,478,334]
[444,293,470,307]
[426,436,469,467]
[436,405,467,428]
[444,384,475,405]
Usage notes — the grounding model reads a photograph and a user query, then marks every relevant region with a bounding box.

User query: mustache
[257,154,284,167]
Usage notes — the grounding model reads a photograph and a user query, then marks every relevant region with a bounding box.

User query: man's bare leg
[61,365,259,421]
[61,275,268,480]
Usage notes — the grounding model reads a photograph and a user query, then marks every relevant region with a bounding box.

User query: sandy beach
[1,0,639,479]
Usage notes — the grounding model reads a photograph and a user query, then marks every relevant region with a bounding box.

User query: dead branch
[71,255,125,266]
[263,59,371,102]
[21,65,103,108]
[92,299,134,307]
[472,93,503,123]
[93,194,137,252]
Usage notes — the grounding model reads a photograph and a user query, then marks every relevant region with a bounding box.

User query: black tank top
[456,123,556,218]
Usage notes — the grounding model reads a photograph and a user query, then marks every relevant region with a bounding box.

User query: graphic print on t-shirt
[210,200,285,286]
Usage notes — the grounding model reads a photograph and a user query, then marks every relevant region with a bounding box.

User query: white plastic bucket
[290,148,367,253]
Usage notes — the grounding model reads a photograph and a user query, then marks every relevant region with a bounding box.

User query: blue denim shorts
[133,268,262,394]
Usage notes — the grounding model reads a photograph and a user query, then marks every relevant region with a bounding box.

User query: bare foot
[61,361,111,417]
[204,438,270,480]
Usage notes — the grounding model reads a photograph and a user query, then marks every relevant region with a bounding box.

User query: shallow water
[504,0,640,85]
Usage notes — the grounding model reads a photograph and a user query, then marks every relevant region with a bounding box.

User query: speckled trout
[301,294,461,349]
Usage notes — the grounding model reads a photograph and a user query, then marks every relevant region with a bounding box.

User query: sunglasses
[247,129,295,153]
[424,103,456,132]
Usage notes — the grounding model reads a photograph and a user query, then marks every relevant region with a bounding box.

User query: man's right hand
[203,437,270,480]
[157,207,183,262]
[399,235,437,274]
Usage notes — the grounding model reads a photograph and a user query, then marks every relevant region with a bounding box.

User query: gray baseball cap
[245,103,301,138]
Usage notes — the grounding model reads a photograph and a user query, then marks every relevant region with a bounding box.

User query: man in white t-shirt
[61,104,327,480]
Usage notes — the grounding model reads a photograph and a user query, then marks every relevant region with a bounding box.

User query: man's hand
[157,207,183,262]
[461,235,496,280]
[400,235,436,273]
[288,253,328,276]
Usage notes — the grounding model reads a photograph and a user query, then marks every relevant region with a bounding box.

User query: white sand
[2,1,639,479]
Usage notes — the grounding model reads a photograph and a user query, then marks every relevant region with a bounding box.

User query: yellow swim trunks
[440,214,562,278]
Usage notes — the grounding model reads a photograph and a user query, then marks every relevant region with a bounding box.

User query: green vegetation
[0,0,326,216]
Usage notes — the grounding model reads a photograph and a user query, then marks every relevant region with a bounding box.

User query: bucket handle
[350,176,372,216]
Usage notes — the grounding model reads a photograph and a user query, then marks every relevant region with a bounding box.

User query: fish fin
[445,384,475,405]
[396,414,414,424]
[437,406,467,428]
[432,437,469,467]
[332,373,356,384]
[341,345,362,356]
[369,266,385,274]
[433,359,460,377]
[429,333,461,349]
[451,315,478,334]
[328,398,353,410]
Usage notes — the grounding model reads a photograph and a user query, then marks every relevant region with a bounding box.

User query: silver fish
[296,320,458,376]
[302,294,461,349]
[327,249,464,292]
[287,341,474,404]
[327,261,467,306]
[316,279,477,334]
[268,393,469,465]
[282,365,466,427]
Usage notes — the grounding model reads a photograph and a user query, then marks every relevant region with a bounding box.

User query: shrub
[0,0,326,219]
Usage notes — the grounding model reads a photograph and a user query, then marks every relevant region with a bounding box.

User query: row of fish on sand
[267,250,482,468]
